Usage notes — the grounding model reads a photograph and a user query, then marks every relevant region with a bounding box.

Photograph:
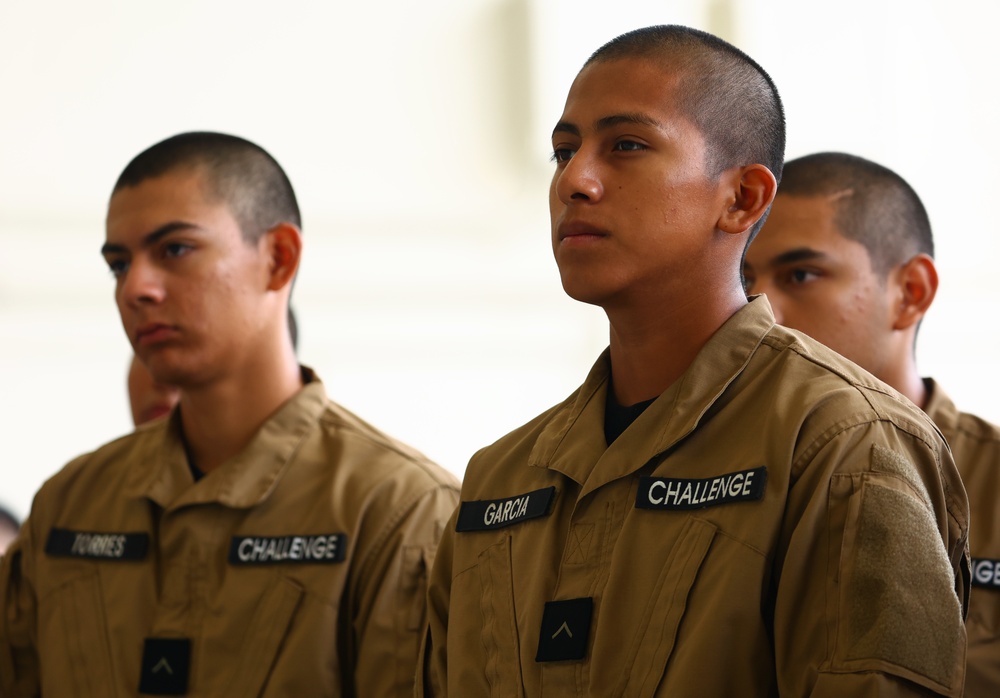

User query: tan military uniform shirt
[419,297,969,697]
[924,380,1000,697]
[0,369,459,697]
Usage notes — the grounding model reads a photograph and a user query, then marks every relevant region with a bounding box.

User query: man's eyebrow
[552,112,663,140]
[551,121,580,138]
[594,112,661,131]
[100,221,200,256]
[769,247,827,266]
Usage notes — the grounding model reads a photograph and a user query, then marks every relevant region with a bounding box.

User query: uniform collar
[128,366,329,510]
[921,378,959,441]
[529,296,775,498]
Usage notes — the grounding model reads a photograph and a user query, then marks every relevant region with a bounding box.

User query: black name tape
[636,467,768,511]
[456,487,556,532]
[228,534,347,565]
[45,528,149,561]
[972,558,1000,589]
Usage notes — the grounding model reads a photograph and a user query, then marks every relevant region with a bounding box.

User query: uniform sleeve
[415,504,458,698]
[776,421,969,697]
[349,482,459,697]
[0,515,41,697]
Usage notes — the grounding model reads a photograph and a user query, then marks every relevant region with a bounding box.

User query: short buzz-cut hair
[585,25,786,240]
[778,152,933,275]
[112,132,301,243]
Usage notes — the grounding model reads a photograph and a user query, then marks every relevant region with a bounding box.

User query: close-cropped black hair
[113,132,301,243]
[586,25,786,241]
[778,152,933,275]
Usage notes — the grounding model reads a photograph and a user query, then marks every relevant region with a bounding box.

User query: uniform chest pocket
[229,574,304,697]
[445,536,524,698]
[606,516,717,697]
[39,571,119,698]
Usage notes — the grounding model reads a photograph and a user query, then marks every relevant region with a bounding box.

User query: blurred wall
[1,0,997,519]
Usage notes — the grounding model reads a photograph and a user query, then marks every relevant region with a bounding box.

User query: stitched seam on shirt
[714,526,769,559]
[319,412,454,488]
[354,485,449,593]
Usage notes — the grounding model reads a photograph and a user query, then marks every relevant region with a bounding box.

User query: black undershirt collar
[604,380,656,446]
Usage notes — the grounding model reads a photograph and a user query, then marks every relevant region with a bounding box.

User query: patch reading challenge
[45,528,149,561]
[456,487,556,532]
[636,467,768,511]
[228,534,347,565]
[972,558,1000,589]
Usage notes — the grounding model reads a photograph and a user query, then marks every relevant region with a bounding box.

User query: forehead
[105,169,233,243]
[560,57,690,127]
[748,194,870,262]
[758,194,843,243]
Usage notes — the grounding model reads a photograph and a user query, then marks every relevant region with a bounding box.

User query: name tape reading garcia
[456,487,556,532]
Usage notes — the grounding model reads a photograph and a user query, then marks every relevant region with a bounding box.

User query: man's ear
[262,222,302,292]
[718,164,778,236]
[892,253,938,330]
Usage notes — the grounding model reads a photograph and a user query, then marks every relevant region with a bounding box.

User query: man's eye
[788,269,818,284]
[614,140,646,152]
[550,148,575,163]
[163,242,192,258]
[107,259,129,278]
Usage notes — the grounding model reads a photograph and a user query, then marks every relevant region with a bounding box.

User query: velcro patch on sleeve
[841,480,962,690]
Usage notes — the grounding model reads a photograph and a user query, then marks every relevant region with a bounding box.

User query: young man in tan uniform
[744,151,1000,696]
[0,132,459,697]
[419,27,970,697]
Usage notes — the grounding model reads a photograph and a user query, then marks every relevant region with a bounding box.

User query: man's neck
[874,332,927,410]
[177,345,303,474]
[884,363,928,410]
[606,289,746,405]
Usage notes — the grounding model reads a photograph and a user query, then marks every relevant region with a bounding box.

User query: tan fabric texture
[924,380,1000,698]
[0,369,459,697]
[419,297,969,698]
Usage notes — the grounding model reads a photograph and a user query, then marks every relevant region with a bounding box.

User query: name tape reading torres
[45,528,149,561]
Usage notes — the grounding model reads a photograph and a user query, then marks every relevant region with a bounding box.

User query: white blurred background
[1,0,997,520]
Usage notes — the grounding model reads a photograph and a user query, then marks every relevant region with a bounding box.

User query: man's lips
[134,323,177,347]
[141,403,174,423]
[557,221,610,243]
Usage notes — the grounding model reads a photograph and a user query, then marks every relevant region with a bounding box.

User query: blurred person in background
[744,151,999,696]
[0,506,19,556]
[128,307,297,426]
[0,132,458,697]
